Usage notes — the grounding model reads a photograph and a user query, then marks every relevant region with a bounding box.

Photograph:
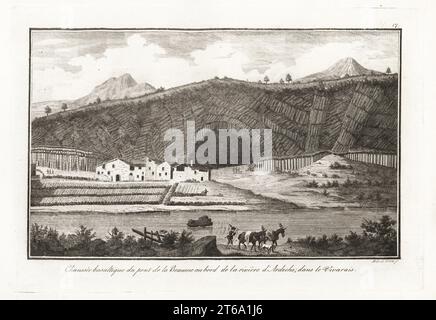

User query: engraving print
[29,29,400,258]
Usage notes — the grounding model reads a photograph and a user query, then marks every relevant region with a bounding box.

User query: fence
[341,151,397,168]
[254,150,397,172]
[254,151,330,172]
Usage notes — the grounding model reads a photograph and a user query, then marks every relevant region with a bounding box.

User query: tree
[386,67,391,74]
[61,103,68,112]
[96,97,101,104]
[279,78,284,84]
[44,106,52,116]
[286,73,292,83]
[264,75,270,84]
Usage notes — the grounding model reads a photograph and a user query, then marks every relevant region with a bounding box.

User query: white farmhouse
[172,164,210,182]
[156,161,172,180]
[96,158,132,182]
[96,157,174,182]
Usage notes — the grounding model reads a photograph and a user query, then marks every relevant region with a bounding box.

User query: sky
[31,29,400,103]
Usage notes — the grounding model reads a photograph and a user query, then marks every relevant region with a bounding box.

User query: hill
[31,73,155,119]
[300,57,384,83]
[31,74,398,164]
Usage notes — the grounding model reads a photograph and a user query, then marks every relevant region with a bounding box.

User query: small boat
[187,215,213,227]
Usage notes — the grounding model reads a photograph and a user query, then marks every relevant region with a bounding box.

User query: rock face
[32,74,398,162]
[189,236,221,256]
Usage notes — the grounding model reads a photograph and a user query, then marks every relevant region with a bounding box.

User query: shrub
[331,174,340,179]
[322,189,329,196]
[105,227,125,255]
[323,173,328,178]
[161,231,179,249]
[30,224,64,256]
[295,216,397,256]
[306,180,318,188]
[329,162,352,170]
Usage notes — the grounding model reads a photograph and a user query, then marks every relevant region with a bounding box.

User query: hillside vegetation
[31,75,398,162]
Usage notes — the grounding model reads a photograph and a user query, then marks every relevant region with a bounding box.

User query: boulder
[189,236,221,256]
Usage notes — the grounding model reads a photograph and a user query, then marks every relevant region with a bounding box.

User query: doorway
[116,174,120,182]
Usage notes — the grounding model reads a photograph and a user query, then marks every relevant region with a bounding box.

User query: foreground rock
[189,236,221,256]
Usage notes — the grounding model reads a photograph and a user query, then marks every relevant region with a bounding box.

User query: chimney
[190,160,193,166]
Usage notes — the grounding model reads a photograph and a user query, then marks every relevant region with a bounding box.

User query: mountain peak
[99,73,137,88]
[300,57,382,82]
[73,73,155,106]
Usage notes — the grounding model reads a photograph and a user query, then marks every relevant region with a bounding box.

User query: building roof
[98,157,165,167]
[174,164,209,172]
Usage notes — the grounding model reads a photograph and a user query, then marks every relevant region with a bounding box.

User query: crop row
[31,194,163,206]
[174,183,207,196]
[32,180,171,189]
[31,187,168,197]
[169,196,245,206]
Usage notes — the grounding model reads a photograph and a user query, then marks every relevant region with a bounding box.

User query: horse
[238,226,267,251]
[267,223,286,252]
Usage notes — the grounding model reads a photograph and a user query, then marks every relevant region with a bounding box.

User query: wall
[173,167,209,182]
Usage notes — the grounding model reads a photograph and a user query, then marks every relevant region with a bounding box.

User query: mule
[238,226,267,251]
[267,223,286,252]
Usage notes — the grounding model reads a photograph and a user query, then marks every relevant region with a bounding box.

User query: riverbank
[213,154,397,209]
[30,203,252,214]
[29,214,397,257]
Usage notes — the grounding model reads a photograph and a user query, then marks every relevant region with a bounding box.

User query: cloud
[31,31,399,102]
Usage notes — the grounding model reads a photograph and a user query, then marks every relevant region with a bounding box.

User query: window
[194,170,197,174]
[138,166,142,169]
[162,167,165,171]
[149,167,151,170]
[108,171,111,175]
[152,172,154,175]
[201,177,203,181]
[159,173,161,176]
[102,164,105,169]
[112,164,115,168]
[165,172,167,176]
[130,165,134,171]
[137,175,139,178]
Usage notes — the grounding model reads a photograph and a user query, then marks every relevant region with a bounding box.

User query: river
[30,207,397,244]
